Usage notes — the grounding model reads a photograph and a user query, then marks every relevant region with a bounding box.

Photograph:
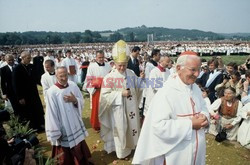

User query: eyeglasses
[184,66,201,73]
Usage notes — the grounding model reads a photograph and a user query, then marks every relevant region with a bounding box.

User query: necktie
[133,58,136,65]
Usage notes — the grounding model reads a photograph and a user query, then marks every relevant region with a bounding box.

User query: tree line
[1,26,249,45]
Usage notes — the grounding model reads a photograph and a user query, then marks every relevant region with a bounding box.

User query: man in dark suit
[196,58,223,103]
[32,49,44,85]
[127,46,141,77]
[0,54,20,115]
[12,51,45,131]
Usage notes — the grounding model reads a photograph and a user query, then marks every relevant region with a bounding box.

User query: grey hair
[55,66,68,76]
[176,55,200,70]
[56,66,67,72]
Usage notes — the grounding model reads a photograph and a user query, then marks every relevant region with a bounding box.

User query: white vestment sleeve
[132,92,193,164]
[241,103,250,119]
[209,98,222,115]
[45,90,62,143]
[99,75,124,153]
[83,64,96,94]
[73,84,84,117]
[231,101,243,126]
[41,74,50,99]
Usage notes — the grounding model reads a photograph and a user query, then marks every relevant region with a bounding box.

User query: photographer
[0,128,36,165]
[224,62,238,76]
[0,110,37,165]
[215,71,241,98]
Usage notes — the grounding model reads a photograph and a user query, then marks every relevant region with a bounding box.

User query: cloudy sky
[0,0,250,33]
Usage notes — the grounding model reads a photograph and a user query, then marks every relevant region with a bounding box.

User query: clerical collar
[55,82,69,89]
[149,60,158,67]
[96,62,105,66]
[157,64,166,72]
[21,63,29,67]
[49,72,55,75]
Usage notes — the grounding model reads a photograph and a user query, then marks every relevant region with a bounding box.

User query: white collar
[130,55,136,61]
[176,75,192,94]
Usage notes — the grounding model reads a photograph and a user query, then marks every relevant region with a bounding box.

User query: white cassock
[132,74,209,165]
[55,58,62,67]
[83,62,111,95]
[144,66,170,116]
[144,62,157,82]
[40,72,57,100]
[204,97,211,109]
[237,103,250,149]
[45,81,88,148]
[99,69,143,159]
[61,57,78,83]
[140,61,157,108]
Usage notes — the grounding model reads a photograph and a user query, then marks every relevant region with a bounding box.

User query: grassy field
[200,55,249,65]
[38,91,250,165]
[171,55,249,65]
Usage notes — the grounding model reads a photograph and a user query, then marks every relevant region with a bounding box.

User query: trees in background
[1,26,249,45]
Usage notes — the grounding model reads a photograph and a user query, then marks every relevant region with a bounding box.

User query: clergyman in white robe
[132,74,209,165]
[41,72,57,100]
[83,61,111,130]
[144,65,170,116]
[83,61,111,95]
[237,102,250,149]
[45,80,88,148]
[99,68,143,159]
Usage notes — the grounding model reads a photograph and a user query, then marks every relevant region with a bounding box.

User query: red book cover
[69,65,76,75]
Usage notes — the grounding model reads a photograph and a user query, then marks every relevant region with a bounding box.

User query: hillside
[1,26,250,45]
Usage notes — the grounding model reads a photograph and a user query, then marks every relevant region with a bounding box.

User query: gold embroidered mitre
[112,40,130,63]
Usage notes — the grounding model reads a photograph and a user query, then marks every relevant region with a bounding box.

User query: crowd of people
[0,40,250,165]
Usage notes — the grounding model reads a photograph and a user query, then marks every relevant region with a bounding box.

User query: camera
[223,73,231,80]
[241,78,246,83]
[0,109,39,165]
[8,135,39,165]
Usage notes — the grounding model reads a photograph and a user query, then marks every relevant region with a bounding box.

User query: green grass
[37,87,250,165]
[172,55,249,65]
[200,55,249,65]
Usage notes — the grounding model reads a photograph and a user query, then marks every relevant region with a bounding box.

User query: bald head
[21,51,31,65]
